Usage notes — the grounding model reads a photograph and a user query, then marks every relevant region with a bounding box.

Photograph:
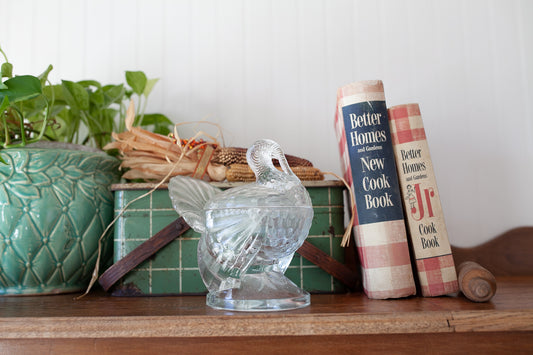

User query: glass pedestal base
[206,271,311,312]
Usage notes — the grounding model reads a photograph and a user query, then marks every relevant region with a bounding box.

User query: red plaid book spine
[388,103,459,296]
[334,80,416,299]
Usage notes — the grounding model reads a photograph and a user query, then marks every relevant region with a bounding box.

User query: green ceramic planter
[0,146,120,295]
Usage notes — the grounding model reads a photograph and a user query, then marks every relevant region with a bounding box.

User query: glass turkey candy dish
[169,139,313,311]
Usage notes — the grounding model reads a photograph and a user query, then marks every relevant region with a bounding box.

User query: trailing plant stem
[0,47,8,63]
[32,97,51,143]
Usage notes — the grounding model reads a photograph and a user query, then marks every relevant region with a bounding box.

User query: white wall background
[1,0,532,247]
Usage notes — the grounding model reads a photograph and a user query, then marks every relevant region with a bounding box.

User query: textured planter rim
[25,141,106,154]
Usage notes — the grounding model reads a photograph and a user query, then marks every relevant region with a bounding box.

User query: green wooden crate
[111,181,346,295]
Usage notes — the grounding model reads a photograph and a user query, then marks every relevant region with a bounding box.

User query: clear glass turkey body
[198,175,314,311]
[169,139,314,311]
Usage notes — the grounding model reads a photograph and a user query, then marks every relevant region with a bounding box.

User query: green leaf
[125,71,147,95]
[90,88,105,107]
[48,102,67,117]
[1,62,13,78]
[17,95,48,120]
[153,126,171,135]
[47,108,81,143]
[43,84,66,103]
[43,111,70,141]
[143,78,159,97]
[140,113,173,135]
[0,95,9,112]
[103,84,125,105]
[62,80,89,111]
[0,75,42,103]
[139,113,173,126]
[0,132,8,164]
[78,80,102,89]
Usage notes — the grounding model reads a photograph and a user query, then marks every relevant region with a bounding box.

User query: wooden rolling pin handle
[457,261,497,302]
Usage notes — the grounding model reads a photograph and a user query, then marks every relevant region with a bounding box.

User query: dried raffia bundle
[103,102,227,182]
[83,102,229,299]
[226,163,324,182]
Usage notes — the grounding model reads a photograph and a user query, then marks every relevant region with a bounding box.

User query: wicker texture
[226,164,324,182]
[212,147,314,167]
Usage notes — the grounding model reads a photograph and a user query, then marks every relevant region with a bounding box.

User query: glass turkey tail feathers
[168,176,222,233]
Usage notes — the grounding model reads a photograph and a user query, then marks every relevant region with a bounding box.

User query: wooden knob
[457,261,497,302]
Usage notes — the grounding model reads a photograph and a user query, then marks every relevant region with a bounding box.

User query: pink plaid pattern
[334,95,354,187]
[358,242,412,269]
[389,104,426,144]
[334,96,358,226]
[389,103,459,297]
[334,82,416,299]
[416,255,459,296]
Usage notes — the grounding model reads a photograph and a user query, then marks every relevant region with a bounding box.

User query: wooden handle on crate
[98,217,191,291]
[296,241,359,289]
[457,261,497,302]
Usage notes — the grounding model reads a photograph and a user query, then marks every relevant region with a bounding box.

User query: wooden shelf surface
[1,276,532,340]
[2,228,532,352]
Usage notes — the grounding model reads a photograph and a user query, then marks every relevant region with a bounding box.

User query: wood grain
[0,277,532,340]
[2,333,532,355]
[452,226,533,276]
[0,312,452,339]
[450,310,533,332]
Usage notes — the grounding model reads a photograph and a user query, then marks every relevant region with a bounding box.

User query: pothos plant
[0,45,173,164]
